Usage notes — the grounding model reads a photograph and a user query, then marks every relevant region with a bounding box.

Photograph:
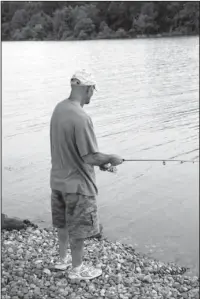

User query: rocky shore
[1,216,199,299]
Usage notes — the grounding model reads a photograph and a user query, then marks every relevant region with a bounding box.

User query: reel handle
[100,163,117,173]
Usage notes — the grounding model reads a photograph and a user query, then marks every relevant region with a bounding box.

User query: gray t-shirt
[50,99,98,196]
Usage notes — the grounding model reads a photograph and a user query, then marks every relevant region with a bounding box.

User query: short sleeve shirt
[50,100,98,196]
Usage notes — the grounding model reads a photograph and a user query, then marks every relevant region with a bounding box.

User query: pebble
[136,266,142,273]
[8,248,14,254]
[17,248,23,255]
[1,227,199,299]
[35,260,43,264]
[100,289,106,296]
[43,268,51,275]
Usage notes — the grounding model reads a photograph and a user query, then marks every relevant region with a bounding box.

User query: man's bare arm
[82,152,123,167]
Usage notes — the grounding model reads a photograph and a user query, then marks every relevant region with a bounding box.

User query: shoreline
[2,223,199,299]
[2,213,199,275]
[2,33,199,42]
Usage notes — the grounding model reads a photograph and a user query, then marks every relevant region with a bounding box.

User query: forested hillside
[1,1,199,41]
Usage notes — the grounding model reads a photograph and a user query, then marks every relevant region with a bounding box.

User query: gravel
[2,227,199,299]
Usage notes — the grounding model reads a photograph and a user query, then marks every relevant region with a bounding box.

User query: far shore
[2,32,199,42]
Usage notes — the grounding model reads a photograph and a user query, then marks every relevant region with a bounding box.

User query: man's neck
[68,91,84,107]
[68,97,84,107]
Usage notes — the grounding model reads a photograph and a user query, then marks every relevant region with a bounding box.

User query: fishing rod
[101,158,199,172]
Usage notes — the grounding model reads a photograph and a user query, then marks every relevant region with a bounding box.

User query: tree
[132,2,159,35]
[177,2,199,34]
[12,28,23,40]
[40,2,61,16]
[70,5,88,29]
[98,21,114,39]
[20,26,35,40]
[33,24,46,40]
[1,1,25,23]
[52,7,72,39]
[74,17,95,38]
[115,28,128,38]
[11,8,29,30]
[27,12,53,38]
[106,2,120,29]
[78,30,88,40]
[24,2,42,19]
[83,4,100,30]
[1,22,11,40]
[154,2,182,33]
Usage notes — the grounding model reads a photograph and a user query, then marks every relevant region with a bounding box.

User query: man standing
[50,70,123,280]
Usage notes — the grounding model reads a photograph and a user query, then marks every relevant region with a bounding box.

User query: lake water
[2,37,199,276]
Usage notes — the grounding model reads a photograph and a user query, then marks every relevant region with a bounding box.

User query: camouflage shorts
[51,190,100,239]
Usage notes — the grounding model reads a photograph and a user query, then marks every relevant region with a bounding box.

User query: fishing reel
[99,163,117,173]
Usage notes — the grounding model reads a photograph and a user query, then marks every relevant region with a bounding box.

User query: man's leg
[51,190,71,268]
[66,194,99,268]
[67,194,102,279]
[70,238,84,268]
[64,194,85,267]
[57,225,69,260]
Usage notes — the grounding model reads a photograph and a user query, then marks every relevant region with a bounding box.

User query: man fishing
[50,70,123,280]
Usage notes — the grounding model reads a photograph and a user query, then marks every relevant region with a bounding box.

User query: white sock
[60,254,69,262]
[73,263,83,271]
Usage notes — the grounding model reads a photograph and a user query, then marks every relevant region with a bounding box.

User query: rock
[2,213,37,230]
[23,287,29,294]
[2,214,26,230]
[30,284,36,289]
[8,248,14,254]
[43,268,51,275]
[143,275,153,283]
[34,230,41,235]
[2,213,7,222]
[17,248,24,255]
[35,260,43,264]
[34,287,41,295]
[100,289,106,296]
[23,219,38,228]
[180,286,188,292]
[166,291,172,298]
[36,264,42,270]
[136,266,141,273]
[1,226,199,299]
[88,284,96,292]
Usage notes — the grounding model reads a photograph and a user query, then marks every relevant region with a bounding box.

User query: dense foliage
[1,1,199,41]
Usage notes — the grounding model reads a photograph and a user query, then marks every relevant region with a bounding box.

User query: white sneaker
[68,263,102,280]
[54,255,72,270]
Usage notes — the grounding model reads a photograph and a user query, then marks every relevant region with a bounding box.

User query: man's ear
[86,86,91,92]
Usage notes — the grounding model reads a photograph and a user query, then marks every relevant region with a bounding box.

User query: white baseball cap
[70,69,97,90]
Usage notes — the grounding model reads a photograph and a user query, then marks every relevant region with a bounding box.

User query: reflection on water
[2,37,199,275]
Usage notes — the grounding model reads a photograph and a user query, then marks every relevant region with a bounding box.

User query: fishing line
[123,159,199,165]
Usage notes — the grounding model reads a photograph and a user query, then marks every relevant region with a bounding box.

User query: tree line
[1,1,199,41]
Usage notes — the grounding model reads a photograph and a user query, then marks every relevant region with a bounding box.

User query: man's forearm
[83,152,112,166]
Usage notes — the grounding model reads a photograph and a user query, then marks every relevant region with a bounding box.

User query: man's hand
[99,164,109,171]
[109,155,124,166]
